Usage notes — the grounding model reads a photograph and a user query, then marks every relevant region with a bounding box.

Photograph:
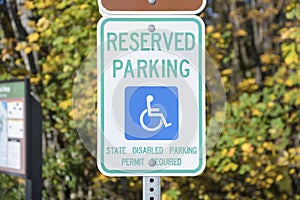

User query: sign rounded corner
[98,2,110,16]
[195,158,206,176]
[97,161,112,177]
[194,0,207,14]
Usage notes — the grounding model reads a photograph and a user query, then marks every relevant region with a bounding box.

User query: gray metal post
[25,93,42,200]
[25,180,32,200]
[143,176,161,200]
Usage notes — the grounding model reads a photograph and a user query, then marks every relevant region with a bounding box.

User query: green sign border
[99,17,205,175]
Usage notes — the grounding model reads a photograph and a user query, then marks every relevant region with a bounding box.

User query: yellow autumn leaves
[15,31,40,54]
[59,99,72,110]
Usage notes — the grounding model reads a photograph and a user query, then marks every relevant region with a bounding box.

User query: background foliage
[0,0,299,199]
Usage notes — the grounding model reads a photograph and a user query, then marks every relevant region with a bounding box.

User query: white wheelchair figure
[139,95,172,132]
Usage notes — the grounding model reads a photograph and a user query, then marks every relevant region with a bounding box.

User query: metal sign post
[25,94,42,200]
[143,177,161,200]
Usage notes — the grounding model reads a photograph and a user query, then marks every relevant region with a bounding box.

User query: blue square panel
[125,86,178,140]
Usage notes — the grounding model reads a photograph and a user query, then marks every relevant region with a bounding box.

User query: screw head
[148,0,156,5]
[148,159,156,167]
[148,24,155,32]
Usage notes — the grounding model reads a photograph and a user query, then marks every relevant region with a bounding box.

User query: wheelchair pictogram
[125,86,178,140]
[139,95,172,132]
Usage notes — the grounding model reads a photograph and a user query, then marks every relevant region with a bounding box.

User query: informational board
[98,0,206,15]
[0,80,28,177]
[97,16,205,176]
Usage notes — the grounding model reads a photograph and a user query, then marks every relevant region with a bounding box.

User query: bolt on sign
[98,0,206,15]
[97,15,205,176]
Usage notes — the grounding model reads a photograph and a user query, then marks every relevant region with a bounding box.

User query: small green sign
[0,81,25,99]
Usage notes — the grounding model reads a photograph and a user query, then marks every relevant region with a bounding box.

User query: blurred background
[0,0,299,199]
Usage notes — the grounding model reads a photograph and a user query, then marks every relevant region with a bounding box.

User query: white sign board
[97,16,205,176]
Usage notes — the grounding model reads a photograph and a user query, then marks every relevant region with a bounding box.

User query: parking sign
[97,16,205,176]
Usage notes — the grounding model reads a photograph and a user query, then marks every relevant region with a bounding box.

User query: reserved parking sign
[97,16,205,176]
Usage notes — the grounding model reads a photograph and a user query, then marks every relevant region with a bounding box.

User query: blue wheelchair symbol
[125,86,178,140]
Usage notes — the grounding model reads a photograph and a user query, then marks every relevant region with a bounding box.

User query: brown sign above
[99,0,206,15]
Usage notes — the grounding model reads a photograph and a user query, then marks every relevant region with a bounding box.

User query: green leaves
[286,3,300,20]
[282,43,299,65]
